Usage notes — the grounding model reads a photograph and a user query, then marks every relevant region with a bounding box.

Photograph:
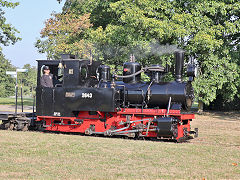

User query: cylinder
[123,62,141,83]
[175,51,184,82]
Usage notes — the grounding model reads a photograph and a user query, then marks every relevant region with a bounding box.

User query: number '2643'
[82,93,93,98]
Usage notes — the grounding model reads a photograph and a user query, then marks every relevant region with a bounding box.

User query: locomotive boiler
[0,51,198,142]
[98,51,194,111]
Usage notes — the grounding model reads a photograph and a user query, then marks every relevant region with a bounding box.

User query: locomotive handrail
[115,69,144,78]
[115,66,165,79]
[55,84,63,87]
[167,97,172,117]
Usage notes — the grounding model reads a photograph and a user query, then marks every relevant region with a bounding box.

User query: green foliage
[38,0,240,106]
[0,0,21,47]
[18,64,37,96]
[0,53,15,97]
[35,12,92,59]
[0,56,37,98]
[0,0,19,8]
[0,0,22,97]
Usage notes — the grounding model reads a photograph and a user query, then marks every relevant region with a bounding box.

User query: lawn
[0,112,239,179]
[0,97,34,106]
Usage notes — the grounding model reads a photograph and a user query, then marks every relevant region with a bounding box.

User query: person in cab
[40,66,53,88]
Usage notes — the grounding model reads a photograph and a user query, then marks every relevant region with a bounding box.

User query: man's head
[42,66,50,75]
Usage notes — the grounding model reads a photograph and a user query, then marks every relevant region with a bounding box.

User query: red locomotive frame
[37,108,195,142]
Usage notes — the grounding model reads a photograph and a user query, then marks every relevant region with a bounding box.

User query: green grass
[192,101,198,108]
[0,97,34,106]
[0,112,240,179]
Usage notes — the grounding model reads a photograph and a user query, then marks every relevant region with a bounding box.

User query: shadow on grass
[38,130,187,143]
[200,111,240,122]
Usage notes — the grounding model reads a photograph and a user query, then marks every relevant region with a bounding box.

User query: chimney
[175,51,184,82]
[61,54,76,60]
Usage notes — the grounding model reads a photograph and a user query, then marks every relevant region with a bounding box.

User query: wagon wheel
[8,123,14,131]
[1,122,10,130]
[0,123,3,130]
[22,124,28,132]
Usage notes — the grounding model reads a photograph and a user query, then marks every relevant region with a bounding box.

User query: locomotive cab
[36,55,118,117]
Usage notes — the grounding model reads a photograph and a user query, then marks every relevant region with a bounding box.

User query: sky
[2,0,65,68]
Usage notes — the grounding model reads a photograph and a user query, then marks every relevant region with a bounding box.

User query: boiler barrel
[125,81,193,110]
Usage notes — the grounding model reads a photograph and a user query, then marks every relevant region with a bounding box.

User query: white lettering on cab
[82,93,93,98]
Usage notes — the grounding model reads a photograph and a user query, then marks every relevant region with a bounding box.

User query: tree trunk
[198,100,204,114]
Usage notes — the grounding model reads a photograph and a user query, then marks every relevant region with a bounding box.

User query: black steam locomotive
[0,51,197,142]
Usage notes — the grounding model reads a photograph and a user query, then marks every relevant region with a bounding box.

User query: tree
[0,0,21,47]
[17,64,37,96]
[35,12,92,59]
[0,0,21,97]
[0,52,15,97]
[37,0,240,106]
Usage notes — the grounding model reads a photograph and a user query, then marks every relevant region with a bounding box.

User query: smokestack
[175,51,184,82]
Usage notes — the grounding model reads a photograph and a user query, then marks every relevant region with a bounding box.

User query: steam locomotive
[0,51,198,142]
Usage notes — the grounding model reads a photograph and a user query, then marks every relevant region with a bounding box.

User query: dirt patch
[0,105,33,113]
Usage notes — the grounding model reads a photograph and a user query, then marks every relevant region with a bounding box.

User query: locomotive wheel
[176,137,187,143]
[136,136,145,141]
[127,133,136,138]
[135,132,145,140]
